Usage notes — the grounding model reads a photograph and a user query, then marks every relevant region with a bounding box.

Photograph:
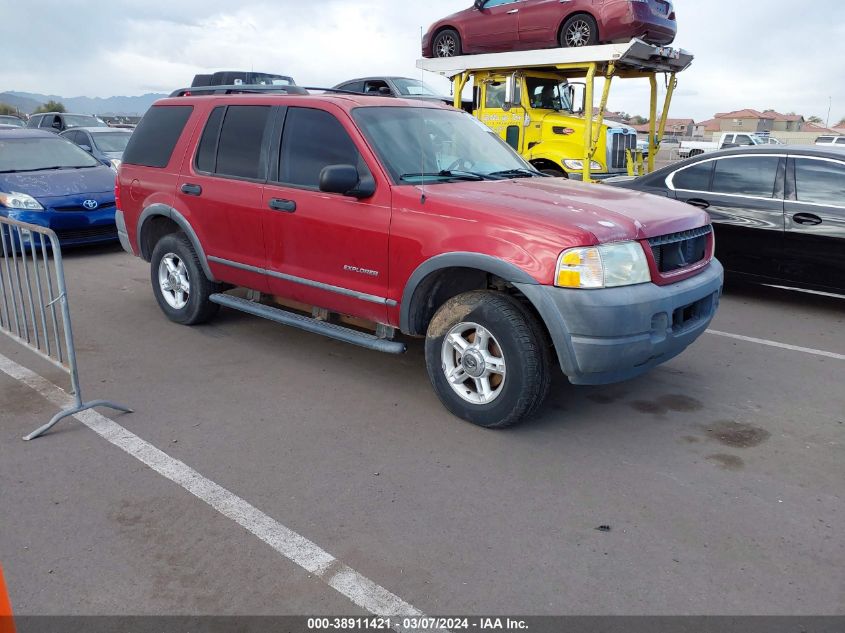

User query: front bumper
[516,260,723,385]
[9,207,118,247]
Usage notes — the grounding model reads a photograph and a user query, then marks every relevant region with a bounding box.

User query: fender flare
[136,204,217,282]
[399,252,539,334]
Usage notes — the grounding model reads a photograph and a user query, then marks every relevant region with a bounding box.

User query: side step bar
[209,293,406,354]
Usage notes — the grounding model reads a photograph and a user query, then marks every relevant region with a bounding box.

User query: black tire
[559,14,599,47]
[689,149,704,157]
[424,291,552,429]
[433,29,462,58]
[150,233,220,325]
[540,168,567,177]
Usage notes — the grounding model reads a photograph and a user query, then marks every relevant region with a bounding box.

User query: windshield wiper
[488,168,545,179]
[400,170,492,182]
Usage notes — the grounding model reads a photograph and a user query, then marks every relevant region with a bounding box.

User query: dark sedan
[608,146,845,295]
[423,0,676,58]
[60,126,133,170]
[333,77,451,103]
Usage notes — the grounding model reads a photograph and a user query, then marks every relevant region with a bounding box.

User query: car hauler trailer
[417,38,693,183]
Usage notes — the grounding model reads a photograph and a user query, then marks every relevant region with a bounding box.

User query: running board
[209,293,406,354]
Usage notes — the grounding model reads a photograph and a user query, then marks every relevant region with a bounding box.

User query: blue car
[0,129,118,247]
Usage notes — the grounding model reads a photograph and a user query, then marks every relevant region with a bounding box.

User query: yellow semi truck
[418,39,693,182]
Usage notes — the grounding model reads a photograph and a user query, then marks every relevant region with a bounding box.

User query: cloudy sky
[2,0,844,123]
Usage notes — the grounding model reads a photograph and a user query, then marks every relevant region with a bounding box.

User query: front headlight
[555,241,651,289]
[0,191,44,210]
[562,159,603,171]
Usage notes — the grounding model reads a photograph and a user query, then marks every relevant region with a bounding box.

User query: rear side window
[214,105,271,179]
[794,158,845,207]
[672,161,713,191]
[195,106,226,173]
[836,138,845,145]
[278,107,368,188]
[711,156,780,198]
[123,105,193,168]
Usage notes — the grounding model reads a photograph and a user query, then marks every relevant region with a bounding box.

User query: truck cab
[473,69,637,178]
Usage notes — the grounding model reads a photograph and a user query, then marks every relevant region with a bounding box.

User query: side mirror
[503,74,517,111]
[319,164,375,199]
[474,0,484,9]
[79,144,92,152]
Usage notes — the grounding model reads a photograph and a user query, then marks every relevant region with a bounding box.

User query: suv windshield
[0,137,101,172]
[353,106,538,183]
[526,77,573,111]
[392,79,441,97]
[63,114,108,129]
[91,131,132,153]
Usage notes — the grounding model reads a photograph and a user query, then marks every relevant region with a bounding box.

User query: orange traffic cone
[0,563,14,633]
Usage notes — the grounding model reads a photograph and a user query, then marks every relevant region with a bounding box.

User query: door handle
[686,198,710,210]
[180,183,202,196]
[507,8,519,13]
[268,198,296,213]
[793,212,822,226]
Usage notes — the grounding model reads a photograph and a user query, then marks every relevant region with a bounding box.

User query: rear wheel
[433,29,462,58]
[560,15,599,47]
[424,291,552,428]
[150,233,220,325]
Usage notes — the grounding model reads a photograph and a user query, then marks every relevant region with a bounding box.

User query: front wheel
[433,29,462,58]
[150,233,220,325]
[424,291,552,428]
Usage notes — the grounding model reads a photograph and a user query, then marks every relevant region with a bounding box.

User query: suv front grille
[648,225,711,273]
[608,130,637,170]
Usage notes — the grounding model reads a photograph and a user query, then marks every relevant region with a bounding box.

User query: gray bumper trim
[115,209,134,256]
[516,260,724,385]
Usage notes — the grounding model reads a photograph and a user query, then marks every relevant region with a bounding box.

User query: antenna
[420,25,426,204]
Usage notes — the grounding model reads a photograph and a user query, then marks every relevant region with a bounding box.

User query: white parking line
[707,330,845,361]
[0,352,439,633]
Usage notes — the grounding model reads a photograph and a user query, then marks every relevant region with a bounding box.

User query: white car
[815,135,845,146]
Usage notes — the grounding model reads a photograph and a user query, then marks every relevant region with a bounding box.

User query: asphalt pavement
[1,244,842,617]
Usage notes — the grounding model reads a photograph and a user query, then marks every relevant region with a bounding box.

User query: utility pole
[826,96,832,128]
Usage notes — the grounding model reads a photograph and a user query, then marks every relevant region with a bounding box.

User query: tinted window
[794,158,845,207]
[123,105,193,168]
[711,156,780,197]
[279,107,367,188]
[339,81,365,93]
[195,106,226,173]
[214,105,271,179]
[734,135,753,146]
[672,161,713,191]
[836,138,845,145]
[816,137,834,143]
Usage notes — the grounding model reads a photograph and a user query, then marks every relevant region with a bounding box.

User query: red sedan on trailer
[423,0,676,58]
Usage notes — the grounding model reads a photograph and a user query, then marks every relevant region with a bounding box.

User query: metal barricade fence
[0,217,131,440]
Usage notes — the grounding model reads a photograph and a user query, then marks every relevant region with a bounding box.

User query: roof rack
[169,85,370,98]
[416,38,693,78]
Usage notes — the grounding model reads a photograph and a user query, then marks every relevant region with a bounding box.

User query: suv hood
[404,177,708,244]
[0,165,115,199]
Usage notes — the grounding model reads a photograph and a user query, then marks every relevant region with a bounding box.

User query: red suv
[116,89,720,428]
[423,0,676,57]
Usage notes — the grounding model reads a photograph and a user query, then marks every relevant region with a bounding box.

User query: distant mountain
[0,91,167,115]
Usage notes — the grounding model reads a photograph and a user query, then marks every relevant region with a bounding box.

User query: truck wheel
[433,29,462,57]
[560,15,599,47]
[150,233,220,325]
[540,168,566,177]
[425,291,551,428]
